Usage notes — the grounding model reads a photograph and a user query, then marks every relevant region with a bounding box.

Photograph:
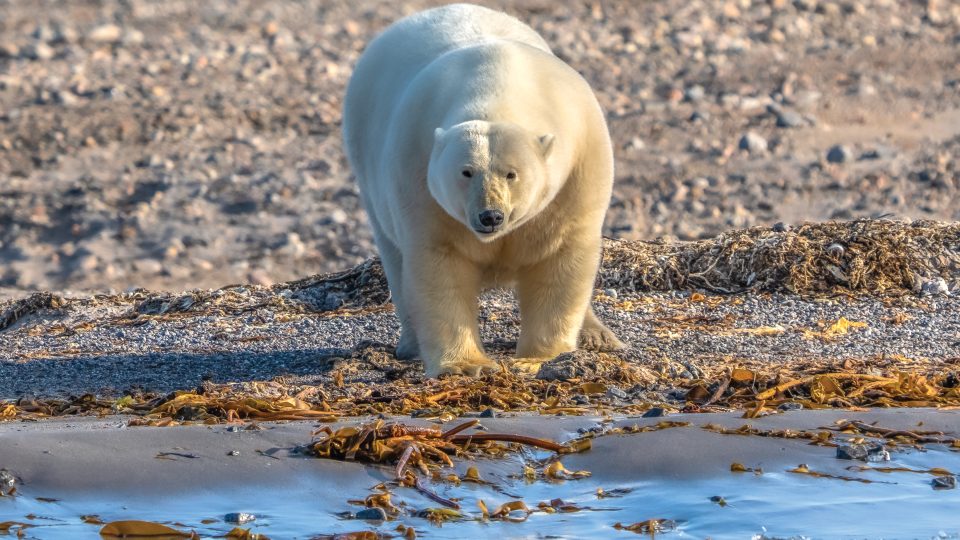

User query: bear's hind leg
[371,225,419,359]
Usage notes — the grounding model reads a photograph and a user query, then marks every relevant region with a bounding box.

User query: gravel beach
[1,226,958,399]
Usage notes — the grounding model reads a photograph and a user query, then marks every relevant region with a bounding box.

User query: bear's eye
[461,170,472,178]
[506,171,517,180]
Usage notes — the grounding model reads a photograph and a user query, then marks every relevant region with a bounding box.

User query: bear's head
[428,120,555,242]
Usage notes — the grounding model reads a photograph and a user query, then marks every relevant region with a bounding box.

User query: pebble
[227,450,240,456]
[860,146,897,160]
[603,288,618,299]
[684,85,706,102]
[606,386,628,400]
[933,475,956,490]
[921,278,950,296]
[738,132,768,154]
[689,110,710,123]
[642,407,666,417]
[826,145,854,164]
[772,222,789,233]
[355,507,387,520]
[775,110,805,128]
[89,24,123,44]
[0,469,15,491]
[777,402,803,411]
[478,407,496,418]
[21,42,55,60]
[836,443,889,462]
[224,512,256,524]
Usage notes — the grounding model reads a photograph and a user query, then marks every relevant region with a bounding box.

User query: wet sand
[3,410,960,538]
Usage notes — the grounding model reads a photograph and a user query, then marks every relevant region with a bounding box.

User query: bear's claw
[511,357,549,375]
[579,323,626,352]
[430,356,499,378]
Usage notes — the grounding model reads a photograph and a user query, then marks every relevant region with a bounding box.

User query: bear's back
[342,4,551,183]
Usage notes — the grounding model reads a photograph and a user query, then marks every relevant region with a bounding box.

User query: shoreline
[2,410,960,538]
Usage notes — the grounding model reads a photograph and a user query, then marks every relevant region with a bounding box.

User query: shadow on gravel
[0,348,349,398]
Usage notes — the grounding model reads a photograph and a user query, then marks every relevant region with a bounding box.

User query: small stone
[89,24,123,44]
[603,288,618,299]
[21,42,55,60]
[606,386,628,400]
[123,29,145,46]
[227,450,240,456]
[642,407,665,418]
[777,402,803,411]
[921,278,950,296]
[132,259,163,275]
[854,84,876,97]
[227,425,242,433]
[933,475,956,490]
[738,132,768,154]
[535,350,603,381]
[766,28,786,43]
[837,443,889,462]
[0,469,16,491]
[247,269,273,287]
[826,145,854,163]
[772,222,789,233]
[860,146,897,160]
[626,137,645,150]
[866,447,891,462]
[355,507,387,520]
[684,85,705,102]
[689,110,710,123]
[479,407,496,418]
[0,43,19,58]
[836,444,868,461]
[775,110,805,128]
[224,512,256,524]
[827,243,845,258]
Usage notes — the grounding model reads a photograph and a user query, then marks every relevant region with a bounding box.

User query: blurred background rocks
[0,0,958,293]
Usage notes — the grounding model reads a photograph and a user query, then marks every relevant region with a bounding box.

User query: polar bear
[342,3,623,377]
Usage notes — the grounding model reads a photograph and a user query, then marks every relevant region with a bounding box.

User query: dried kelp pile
[599,219,960,294]
[5,345,960,424]
[0,292,64,331]
[306,416,596,533]
[1,220,954,337]
[308,419,587,507]
[278,219,959,307]
[280,258,390,311]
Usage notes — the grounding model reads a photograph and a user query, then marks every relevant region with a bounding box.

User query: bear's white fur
[343,3,623,377]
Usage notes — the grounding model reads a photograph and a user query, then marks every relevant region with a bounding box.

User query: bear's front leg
[404,249,498,377]
[514,239,605,373]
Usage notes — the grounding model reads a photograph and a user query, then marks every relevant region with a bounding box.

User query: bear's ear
[538,134,555,158]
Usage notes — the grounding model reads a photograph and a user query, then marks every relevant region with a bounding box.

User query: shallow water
[4,441,960,539]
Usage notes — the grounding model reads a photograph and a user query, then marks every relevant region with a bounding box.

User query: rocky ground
[1,0,959,294]
[1,224,958,400]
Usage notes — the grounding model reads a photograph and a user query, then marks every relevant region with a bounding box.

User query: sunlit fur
[342,4,624,377]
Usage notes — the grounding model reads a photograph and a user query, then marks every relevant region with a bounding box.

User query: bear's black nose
[478,209,504,227]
